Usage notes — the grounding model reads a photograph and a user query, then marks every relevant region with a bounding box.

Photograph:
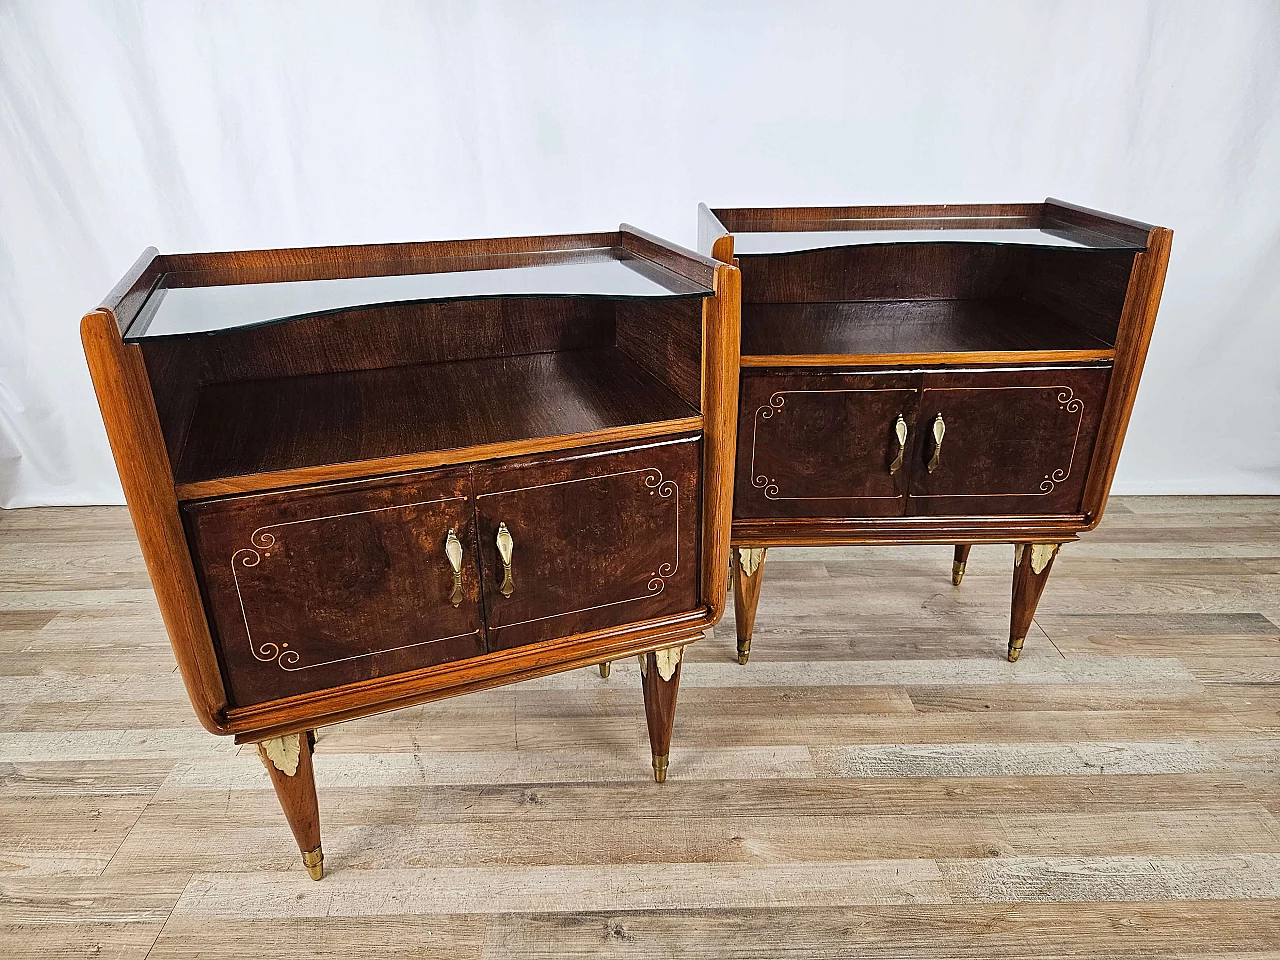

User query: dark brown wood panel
[1016,248,1136,346]
[713,203,1043,233]
[619,224,717,288]
[173,347,698,487]
[183,467,485,707]
[1044,197,1154,246]
[473,436,701,651]
[740,244,1024,304]
[139,339,203,473]
[615,298,703,408]
[735,371,921,520]
[147,297,615,385]
[740,298,1113,358]
[907,365,1111,516]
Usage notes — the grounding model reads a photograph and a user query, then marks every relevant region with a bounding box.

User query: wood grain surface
[2,496,1278,958]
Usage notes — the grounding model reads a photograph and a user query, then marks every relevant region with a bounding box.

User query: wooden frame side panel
[160,232,619,278]
[619,223,717,287]
[98,247,164,335]
[700,262,742,621]
[712,203,1043,233]
[1080,226,1173,528]
[698,203,734,262]
[81,310,229,733]
[1044,198,1154,247]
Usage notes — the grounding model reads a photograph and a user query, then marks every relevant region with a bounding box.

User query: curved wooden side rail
[81,309,230,733]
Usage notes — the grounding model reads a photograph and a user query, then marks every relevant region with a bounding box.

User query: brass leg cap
[598,661,611,679]
[302,846,324,881]
[952,560,966,586]
[652,754,669,783]
[737,640,751,666]
[1008,637,1025,663]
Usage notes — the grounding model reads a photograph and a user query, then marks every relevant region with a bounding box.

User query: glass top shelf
[124,247,712,342]
[731,227,1146,256]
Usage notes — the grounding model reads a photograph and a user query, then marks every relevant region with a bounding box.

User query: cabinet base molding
[229,615,711,743]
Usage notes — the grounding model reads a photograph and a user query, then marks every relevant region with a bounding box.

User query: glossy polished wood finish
[81,271,229,735]
[740,298,1114,362]
[736,371,919,519]
[184,467,485,707]
[474,437,701,651]
[907,365,1111,516]
[256,733,323,880]
[708,200,1171,665]
[83,227,741,873]
[1080,225,1174,527]
[638,647,684,783]
[173,347,698,493]
[698,261,742,623]
[1009,543,1062,661]
[731,547,767,665]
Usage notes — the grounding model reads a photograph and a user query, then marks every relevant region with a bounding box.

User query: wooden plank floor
[2,497,1278,958]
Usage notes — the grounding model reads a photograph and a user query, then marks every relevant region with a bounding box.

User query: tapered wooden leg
[598,661,611,678]
[257,731,323,880]
[1009,543,1060,662]
[638,645,683,782]
[952,544,972,585]
[731,547,767,665]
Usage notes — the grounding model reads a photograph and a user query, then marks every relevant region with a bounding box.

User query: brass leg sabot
[652,754,669,783]
[1008,637,1025,662]
[952,560,967,586]
[302,845,324,881]
[736,638,751,665]
[599,661,611,679]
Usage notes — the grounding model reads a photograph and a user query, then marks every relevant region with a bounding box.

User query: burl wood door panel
[183,468,485,707]
[473,436,701,651]
[734,371,921,519]
[907,365,1111,516]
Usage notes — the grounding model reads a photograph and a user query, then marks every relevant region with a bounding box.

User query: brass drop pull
[496,522,515,598]
[444,528,464,608]
[927,413,946,474]
[888,413,908,475]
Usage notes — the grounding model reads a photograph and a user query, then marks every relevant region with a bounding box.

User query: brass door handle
[444,528,464,608]
[927,413,945,474]
[888,414,908,475]
[496,522,514,598]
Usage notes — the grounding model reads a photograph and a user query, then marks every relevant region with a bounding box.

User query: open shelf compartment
[701,200,1145,367]
[172,346,700,497]
[128,227,717,498]
[740,297,1116,365]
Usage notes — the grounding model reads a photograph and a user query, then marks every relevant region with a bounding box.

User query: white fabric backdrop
[2,0,1278,507]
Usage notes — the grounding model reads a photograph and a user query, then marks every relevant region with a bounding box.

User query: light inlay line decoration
[477,467,680,631]
[913,386,1085,497]
[750,389,915,500]
[231,496,479,672]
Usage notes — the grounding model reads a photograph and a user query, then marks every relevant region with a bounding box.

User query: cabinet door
[184,468,485,707]
[907,365,1110,516]
[473,436,701,651]
[734,371,921,519]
